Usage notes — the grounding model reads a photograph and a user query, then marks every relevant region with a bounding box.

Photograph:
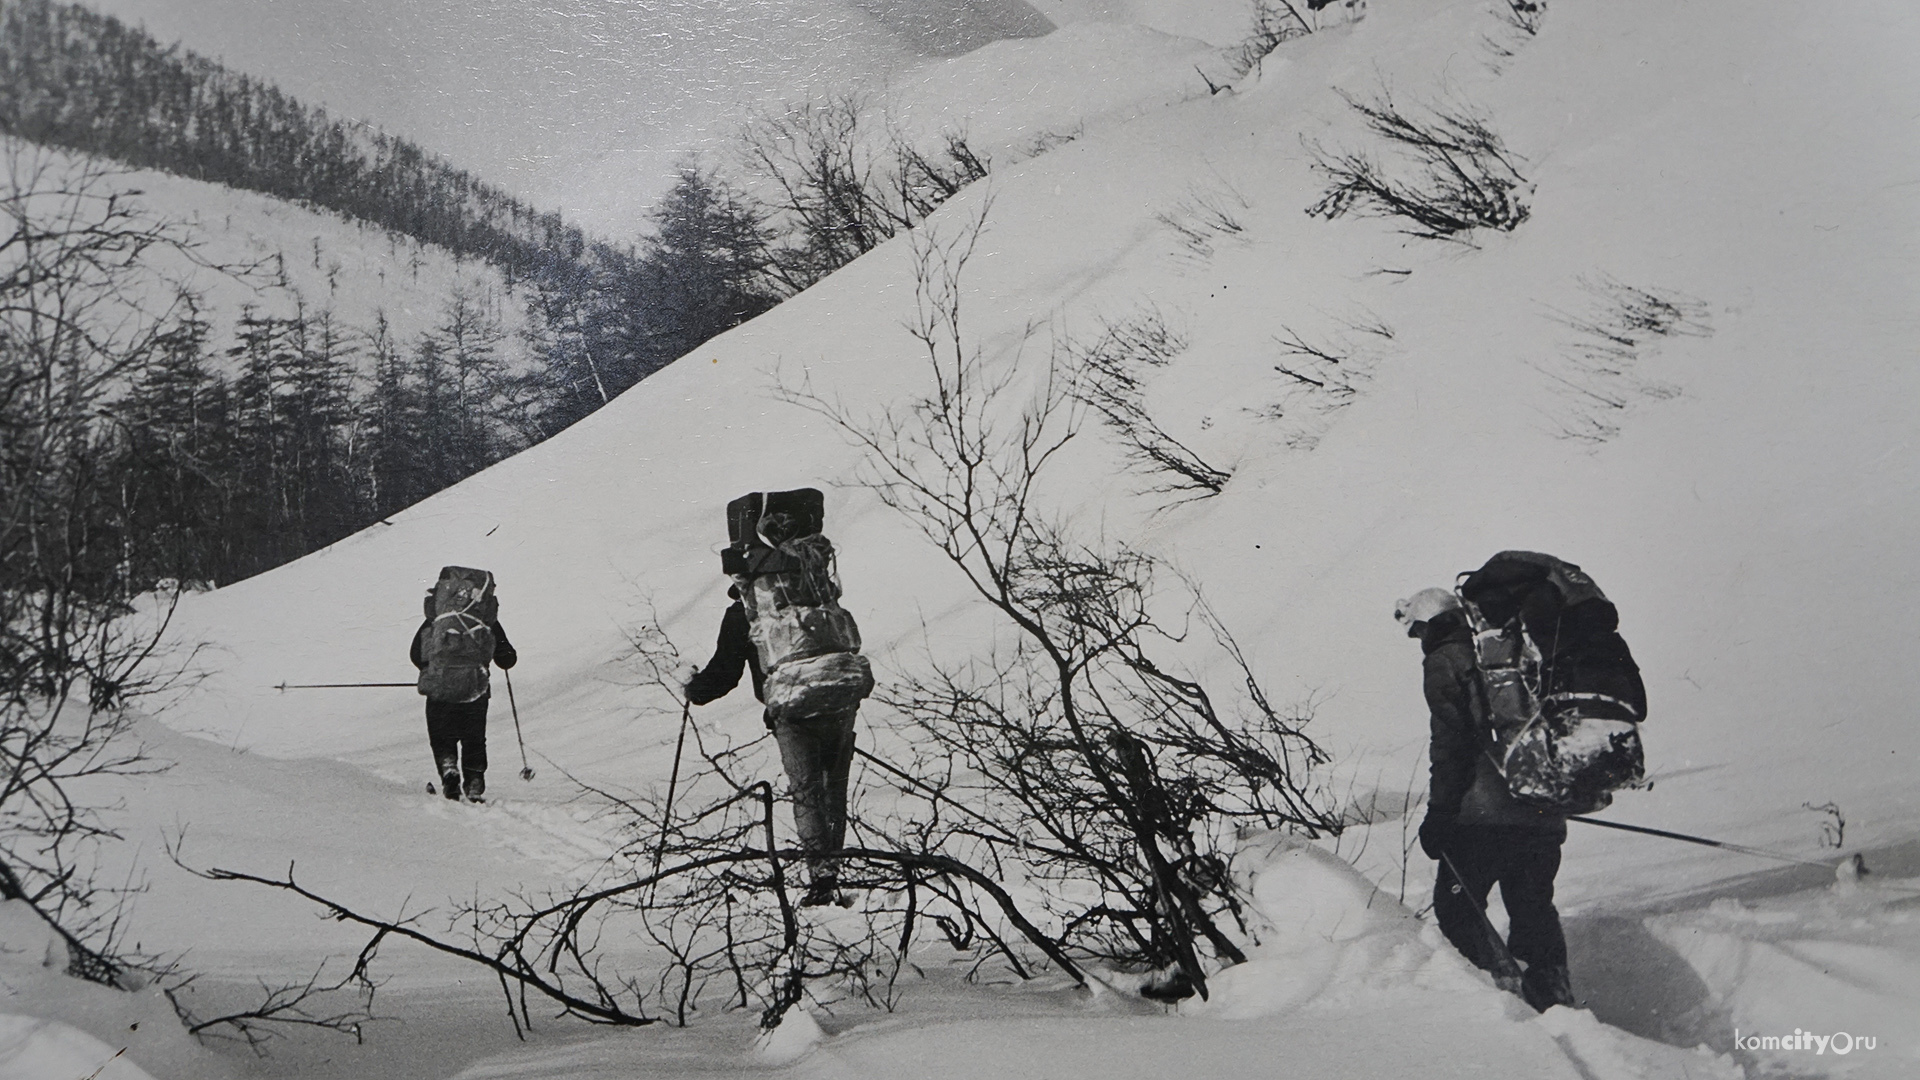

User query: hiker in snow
[1397,586,1576,1012]
[413,566,517,803]
[674,490,874,907]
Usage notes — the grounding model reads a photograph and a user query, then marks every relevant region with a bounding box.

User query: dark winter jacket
[410,618,517,699]
[686,595,767,709]
[1423,613,1565,835]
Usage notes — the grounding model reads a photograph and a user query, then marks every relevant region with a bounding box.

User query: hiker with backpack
[674,490,874,907]
[412,566,518,803]
[1398,552,1647,1013]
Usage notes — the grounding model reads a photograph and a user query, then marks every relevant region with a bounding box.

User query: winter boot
[1521,963,1575,1012]
[463,768,486,803]
[438,756,462,801]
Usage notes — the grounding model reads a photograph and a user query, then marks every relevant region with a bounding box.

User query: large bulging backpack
[723,490,873,722]
[417,566,498,704]
[1456,551,1647,814]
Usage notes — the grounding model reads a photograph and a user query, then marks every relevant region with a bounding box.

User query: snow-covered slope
[18,0,1920,1076]
[17,141,532,368]
[88,0,1087,236]
[161,0,1920,896]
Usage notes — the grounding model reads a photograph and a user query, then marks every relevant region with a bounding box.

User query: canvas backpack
[722,490,873,722]
[1455,551,1647,814]
[417,566,498,704]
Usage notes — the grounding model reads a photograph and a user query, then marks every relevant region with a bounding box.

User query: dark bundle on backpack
[1457,551,1647,813]
[722,489,826,576]
[417,566,498,703]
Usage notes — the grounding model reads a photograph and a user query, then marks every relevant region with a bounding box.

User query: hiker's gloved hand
[669,662,700,703]
[1418,815,1453,860]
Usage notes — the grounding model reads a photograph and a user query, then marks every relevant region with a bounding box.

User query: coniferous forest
[0,0,993,653]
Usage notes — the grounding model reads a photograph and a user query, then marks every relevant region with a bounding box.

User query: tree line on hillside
[112,297,534,588]
[1,0,1006,590]
[0,0,786,429]
[0,0,591,283]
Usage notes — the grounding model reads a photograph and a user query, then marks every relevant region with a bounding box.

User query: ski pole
[652,699,693,880]
[1568,816,1844,870]
[503,669,533,781]
[1438,850,1523,980]
[275,681,415,691]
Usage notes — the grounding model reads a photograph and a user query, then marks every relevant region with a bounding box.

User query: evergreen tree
[113,313,236,585]
[635,167,777,365]
[431,288,509,479]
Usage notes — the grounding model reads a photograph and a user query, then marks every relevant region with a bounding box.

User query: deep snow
[6,0,1920,1077]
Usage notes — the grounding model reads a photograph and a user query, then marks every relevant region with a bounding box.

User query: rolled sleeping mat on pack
[722,488,826,574]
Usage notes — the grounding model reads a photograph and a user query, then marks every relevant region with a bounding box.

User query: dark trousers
[425,698,489,777]
[772,709,858,883]
[1433,825,1569,1004]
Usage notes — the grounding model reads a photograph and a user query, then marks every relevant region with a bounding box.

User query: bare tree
[781,210,1340,1001]
[0,138,214,983]
[738,93,990,292]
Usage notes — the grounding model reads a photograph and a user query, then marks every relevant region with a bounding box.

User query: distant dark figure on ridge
[413,566,517,803]
[675,489,874,907]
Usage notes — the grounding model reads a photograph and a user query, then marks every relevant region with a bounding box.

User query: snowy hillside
[17,141,532,369]
[11,0,1920,1077]
[88,0,1076,236]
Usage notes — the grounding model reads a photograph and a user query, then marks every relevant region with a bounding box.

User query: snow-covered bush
[1067,307,1234,502]
[1535,274,1712,442]
[1306,89,1532,242]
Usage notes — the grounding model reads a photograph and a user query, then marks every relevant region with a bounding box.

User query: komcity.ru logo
[1734,1029,1877,1055]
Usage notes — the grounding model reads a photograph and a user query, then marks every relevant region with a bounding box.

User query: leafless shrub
[1803,802,1845,850]
[1232,0,1317,77]
[1067,308,1233,502]
[0,140,219,987]
[1257,318,1388,448]
[1306,89,1531,242]
[738,93,991,292]
[1480,0,1547,67]
[782,211,1340,1000]
[1537,275,1712,442]
[163,953,381,1055]
[3,140,382,1057]
[1157,180,1252,261]
[1499,0,1546,36]
[1023,127,1082,158]
[189,760,1076,1035]
[192,601,1078,1038]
